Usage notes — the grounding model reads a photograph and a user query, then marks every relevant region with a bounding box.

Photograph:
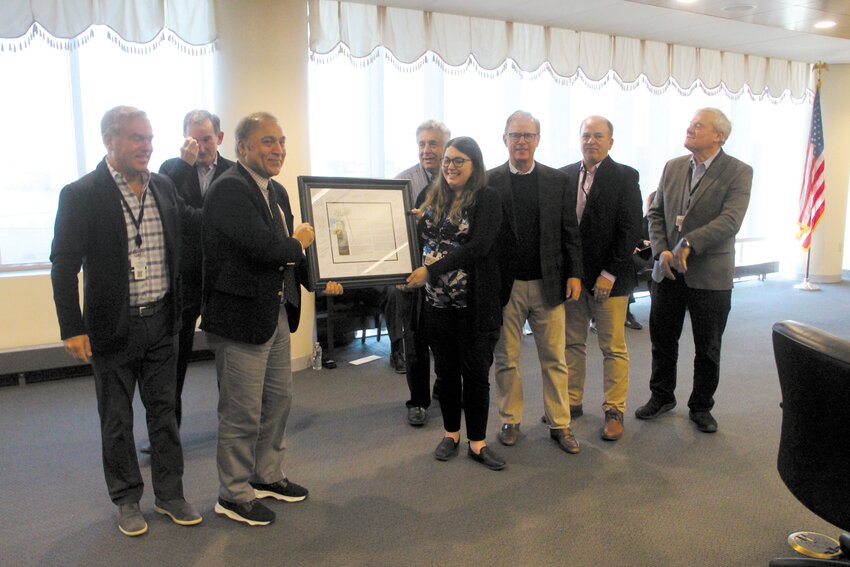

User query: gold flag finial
[813,61,828,90]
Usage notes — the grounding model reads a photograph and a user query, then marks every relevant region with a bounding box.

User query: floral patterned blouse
[420,206,471,309]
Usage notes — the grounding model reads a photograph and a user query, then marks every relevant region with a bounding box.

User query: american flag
[797,87,826,251]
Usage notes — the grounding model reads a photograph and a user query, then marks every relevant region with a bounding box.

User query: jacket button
[279,266,284,271]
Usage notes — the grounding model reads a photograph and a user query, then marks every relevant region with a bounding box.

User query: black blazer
[201,163,310,344]
[50,158,189,354]
[561,156,643,297]
[159,152,235,282]
[488,161,583,308]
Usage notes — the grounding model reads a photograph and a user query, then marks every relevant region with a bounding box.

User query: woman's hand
[405,266,428,288]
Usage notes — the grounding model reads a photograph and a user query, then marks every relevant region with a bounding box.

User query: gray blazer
[648,150,752,290]
[395,163,432,204]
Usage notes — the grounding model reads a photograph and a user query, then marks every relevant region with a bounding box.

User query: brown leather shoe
[549,427,580,454]
[602,409,624,441]
[498,423,520,446]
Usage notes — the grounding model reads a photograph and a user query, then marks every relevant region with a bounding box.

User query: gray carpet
[1,276,848,566]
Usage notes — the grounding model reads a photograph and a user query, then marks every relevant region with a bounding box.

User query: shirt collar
[240,160,270,192]
[509,161,536,175]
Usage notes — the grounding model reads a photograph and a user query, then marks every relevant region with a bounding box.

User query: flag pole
[794,61,826,292]
[794,247,819,291]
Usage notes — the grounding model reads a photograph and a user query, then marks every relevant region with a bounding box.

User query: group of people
[390,108,751,471]
[48,103,751,536]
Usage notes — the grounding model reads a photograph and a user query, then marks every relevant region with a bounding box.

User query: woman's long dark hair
[421,136,487,224]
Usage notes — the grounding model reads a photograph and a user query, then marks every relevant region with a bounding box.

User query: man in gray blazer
[635,108,752,433]
[391,120,450,425]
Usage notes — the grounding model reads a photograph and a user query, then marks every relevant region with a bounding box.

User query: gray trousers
[206,306,293,503]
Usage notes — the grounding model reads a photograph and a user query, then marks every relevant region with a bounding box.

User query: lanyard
[118,188,148,248]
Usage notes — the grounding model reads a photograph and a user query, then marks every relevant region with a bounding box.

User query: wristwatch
[681,237,691,249]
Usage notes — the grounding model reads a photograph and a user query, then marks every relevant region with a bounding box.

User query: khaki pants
[565,293,630,413]
[494,280,572,428]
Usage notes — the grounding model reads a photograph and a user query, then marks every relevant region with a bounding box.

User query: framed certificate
[297,176,421,290]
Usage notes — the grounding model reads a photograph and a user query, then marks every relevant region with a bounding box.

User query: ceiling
[346,0,850,63]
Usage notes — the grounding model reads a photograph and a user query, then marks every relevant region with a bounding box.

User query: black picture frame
[297,176,421,290]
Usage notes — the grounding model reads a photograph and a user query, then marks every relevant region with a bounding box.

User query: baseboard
[0,331,213,386]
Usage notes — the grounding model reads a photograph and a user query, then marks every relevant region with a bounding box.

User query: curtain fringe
[0,23,216,55]
[309,45,810,104]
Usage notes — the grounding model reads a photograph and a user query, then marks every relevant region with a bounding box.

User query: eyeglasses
[441,157,471,168]
[506,132,539,141]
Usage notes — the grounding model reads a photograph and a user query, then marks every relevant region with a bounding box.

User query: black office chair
[770,321,850,566]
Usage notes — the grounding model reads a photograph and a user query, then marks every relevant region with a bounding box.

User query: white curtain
[0,0,216,52]
[308,0,810,102]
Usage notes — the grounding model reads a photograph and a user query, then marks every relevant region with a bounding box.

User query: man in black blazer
[202,112,341,527]
[560,116,642,442]
[635,108,752,433]
[158,110,234,433]
[50,106,202,536]
[490,110,584,454]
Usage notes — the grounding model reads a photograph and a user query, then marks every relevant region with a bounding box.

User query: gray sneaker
[118,502,148,536]
[154,498,203,526]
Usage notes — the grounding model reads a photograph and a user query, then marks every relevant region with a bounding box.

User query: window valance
[308,0,810,102]
[0,0,216,53]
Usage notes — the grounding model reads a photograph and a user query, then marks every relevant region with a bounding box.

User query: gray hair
[183,109,221,136]
[101,106,147,138]
[415,120,451,144]
[504,110,541,135]
[697,107,732,145]
[234,111,278,154]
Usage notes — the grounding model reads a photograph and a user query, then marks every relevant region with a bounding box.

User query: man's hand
[658,250,677,280]
[180,137,199,166]
[292,223,315,249]
[405,266,429,289]
[324,281,344,295]
[671,241,691,273]
[592,275,613,302]
[566,277,582,302]
[63,334,92,363]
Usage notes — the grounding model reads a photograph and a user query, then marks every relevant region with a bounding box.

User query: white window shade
[308,0,810,101]
[0,0,216,52]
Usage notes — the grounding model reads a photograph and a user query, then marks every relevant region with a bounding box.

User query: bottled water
[311,342,323,370]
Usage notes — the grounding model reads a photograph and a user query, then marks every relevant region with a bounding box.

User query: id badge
[130,253,148,281]
[675,215,685,232]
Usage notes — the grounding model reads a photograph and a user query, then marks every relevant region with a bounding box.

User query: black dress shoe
[498,423,520,446]
[434,437,459,461]
[407,406,427,426]
[634,398,676,420]
[689,410,718,433]
[390,352,406,374]
[625,312,643,330]
[467,445,506,470]
[322,358,337,369]
[549,427,581,454]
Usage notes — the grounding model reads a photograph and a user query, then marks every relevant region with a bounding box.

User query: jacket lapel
[93,159,130,254]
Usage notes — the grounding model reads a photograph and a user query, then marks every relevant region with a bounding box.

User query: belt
[129,296,168,318]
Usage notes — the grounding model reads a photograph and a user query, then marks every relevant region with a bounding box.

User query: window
[0,28,215,269]
[309,52,809,272]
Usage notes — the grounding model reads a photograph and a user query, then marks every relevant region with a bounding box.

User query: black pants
[175,280,202,426]
[424,304,498,441]
[648,275,731,411]
[91,305,184,505]
[405,288,436,409]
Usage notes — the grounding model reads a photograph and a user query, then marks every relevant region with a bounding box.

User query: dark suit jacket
[488,161,583,308]
[561,156,643,297]
[648,150,752,290]
[158,152,235,284]
[50,158,187,354]
[201,162,310,344]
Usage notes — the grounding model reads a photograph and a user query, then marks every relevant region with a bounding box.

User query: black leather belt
[129,296,168,318]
